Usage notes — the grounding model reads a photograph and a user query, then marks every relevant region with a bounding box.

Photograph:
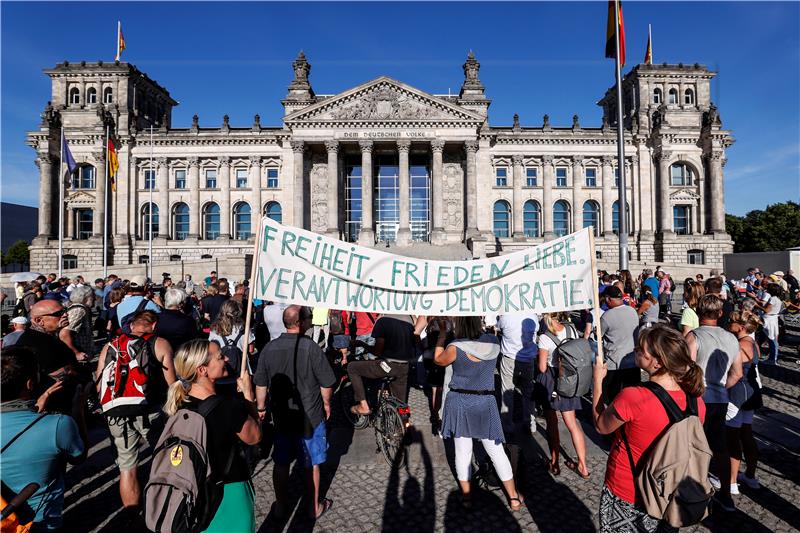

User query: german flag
[644,24,652,65]
[115,21,125,61]
[108,137,119,192]
[605,0,626,66]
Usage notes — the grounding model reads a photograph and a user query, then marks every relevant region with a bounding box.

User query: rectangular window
[556,167,567,187]
[673,205,690,235]
[76,209,93,240]
[495,167,508,187]
[63,255,78,270]
[174,169,186,189]
[79,166,95,189]
[687,250,705,265]
[585,168,597,187]
[138,255,149,265]
[144,169,156,190]
[205,169,217,188]
[615,168,620,187]
[525,168,537,187]
[266,168,279,188]
[235,168,248,188]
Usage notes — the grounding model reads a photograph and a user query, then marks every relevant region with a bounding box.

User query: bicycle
[336,367,411,466]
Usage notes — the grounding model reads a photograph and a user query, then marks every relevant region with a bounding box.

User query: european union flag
[62,136,77,188]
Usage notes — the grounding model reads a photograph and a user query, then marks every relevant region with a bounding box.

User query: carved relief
[310,161,328,232]
[327,85,447,121]
[442,163,464,231]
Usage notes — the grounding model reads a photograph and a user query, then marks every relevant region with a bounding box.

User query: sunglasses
[37,308,67,318]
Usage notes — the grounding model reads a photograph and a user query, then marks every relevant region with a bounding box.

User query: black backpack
[544,324,594,398]
[329,310,344,336]
[219,330,246,378]
[144,396,234,533]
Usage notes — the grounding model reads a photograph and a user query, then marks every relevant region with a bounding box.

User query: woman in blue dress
[434,316,523,510]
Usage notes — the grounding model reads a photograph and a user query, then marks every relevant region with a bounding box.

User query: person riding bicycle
[348,314,416,416]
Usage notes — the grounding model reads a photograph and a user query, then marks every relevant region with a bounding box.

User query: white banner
[253,217,596,316]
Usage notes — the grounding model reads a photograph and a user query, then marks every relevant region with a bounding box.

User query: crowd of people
[0,262,797,532]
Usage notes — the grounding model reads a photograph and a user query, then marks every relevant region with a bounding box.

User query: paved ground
[63,329,800,532]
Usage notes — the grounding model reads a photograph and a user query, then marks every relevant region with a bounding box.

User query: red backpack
[100,333,162,417]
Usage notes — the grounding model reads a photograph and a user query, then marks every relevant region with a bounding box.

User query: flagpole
[648,24,652,63]
[148,125,154,281]
[58,128,65,278]
[103,125,110,278]
[614,0,629,271]
[116,21,120,61]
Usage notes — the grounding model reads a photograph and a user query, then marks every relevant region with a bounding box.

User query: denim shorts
[273,420,328,467]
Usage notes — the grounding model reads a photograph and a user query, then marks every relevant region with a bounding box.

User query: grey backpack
[144,396,233,533]
[545,324,594,398]
[621,382,713,527]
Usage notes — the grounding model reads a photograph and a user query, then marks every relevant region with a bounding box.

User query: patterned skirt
[599,486,676,533]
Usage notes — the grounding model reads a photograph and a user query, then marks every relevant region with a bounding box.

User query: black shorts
[703,402,728,454]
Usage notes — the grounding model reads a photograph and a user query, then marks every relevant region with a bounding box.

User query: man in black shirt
[154,288,199,352]
[255,305,336,520]
[348,314,415,413]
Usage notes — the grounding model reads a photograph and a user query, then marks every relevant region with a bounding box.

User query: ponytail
[637,326,705,398]
[163,339,211,416]
[677,361,705,398]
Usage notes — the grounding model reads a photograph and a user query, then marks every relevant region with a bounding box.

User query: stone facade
[27,54,734,271]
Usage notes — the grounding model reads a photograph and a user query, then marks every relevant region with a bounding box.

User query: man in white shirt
[496,312,539,440]
[263,301,288,341]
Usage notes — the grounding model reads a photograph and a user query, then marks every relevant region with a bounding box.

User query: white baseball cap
[11,316,29,325]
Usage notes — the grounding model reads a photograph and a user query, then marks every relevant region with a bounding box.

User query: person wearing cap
[599,286,641,403]
[771,271,788,293]
[1,316,29,348]
[116,275,161,325]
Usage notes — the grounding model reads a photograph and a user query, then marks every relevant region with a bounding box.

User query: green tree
[4,240,29,267]
[727,202,800,252]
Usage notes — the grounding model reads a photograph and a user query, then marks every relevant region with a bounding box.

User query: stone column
[358,141,375,245]
[66,207,75,239]
[156,157,169,237]
[697,174,705,235]
[218,156,231,239]
[37,154,53,238]
[325,140,340,238]
[396,140,412,246]
[188,156,200,238]
[251,156,262,228]
[572,156,583,234]
[542,155,555,238]
[93,151,106,237]
[657,151,673,234]
[430,139,446,244]
[291,141,305,229]
[708,152,725,233]
[629,154,639,235]
[465,140,479,238]
[512,154,525,239]
[601,155,614,236]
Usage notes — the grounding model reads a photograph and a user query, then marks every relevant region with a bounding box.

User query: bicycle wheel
[377,403,406,466]
[338,382,370,429]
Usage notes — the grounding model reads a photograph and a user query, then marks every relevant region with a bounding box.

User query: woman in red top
[592,326,706,532]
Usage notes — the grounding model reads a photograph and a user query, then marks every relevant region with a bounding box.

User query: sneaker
[737,472,761,489]
[713,493,737,512]
[730,483,740,496]
[708,473,721,490]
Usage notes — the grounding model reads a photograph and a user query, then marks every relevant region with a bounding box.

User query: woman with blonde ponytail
[592,326,707,532]
[166,339,261,532]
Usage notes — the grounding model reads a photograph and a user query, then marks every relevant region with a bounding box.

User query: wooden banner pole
[589,228,605,365]
[241,216,264,378]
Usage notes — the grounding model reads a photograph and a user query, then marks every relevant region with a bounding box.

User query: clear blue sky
[2,1,798,215]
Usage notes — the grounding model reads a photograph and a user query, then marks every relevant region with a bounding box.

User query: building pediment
[284,77,485,127]
[669,189,700,202]
[65,190,95,207]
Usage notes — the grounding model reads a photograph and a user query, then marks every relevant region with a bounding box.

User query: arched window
[684,88,695,105]
[523,200,541,238]
[141,203,159,239]
[668,88,678,105]
[172,202,189,240]
[670,163,693,186]
[492,200,511,238]
[69,87,80,104]
[612,201,631,234]
[653,88,662,105]
[77,165,95,189]
[264,202,282,224]
[103,87,113,104]
[582,200,600,236]
[233,202,251,240]
[86,87,97,104]
[203,203,220,240]
[553,200,570,237]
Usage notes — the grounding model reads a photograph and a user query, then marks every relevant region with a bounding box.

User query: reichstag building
[27,51,733,271]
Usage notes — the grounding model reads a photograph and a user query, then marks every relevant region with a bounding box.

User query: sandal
[314,498,333,520]
[350,406,372,416]
[565,459,590,479]
[509,495,524,511]
[548,460,561,476]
